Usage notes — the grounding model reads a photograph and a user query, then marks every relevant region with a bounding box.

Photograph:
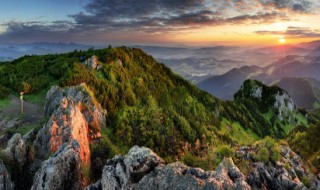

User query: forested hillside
[0,47,317,176]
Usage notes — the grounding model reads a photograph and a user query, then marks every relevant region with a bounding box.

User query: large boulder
[1,133,27,165]
[35,84,106,164]
[214,157,250,189]
[0,160,14,190]
[87,146,250,190]
[31,141,83,190]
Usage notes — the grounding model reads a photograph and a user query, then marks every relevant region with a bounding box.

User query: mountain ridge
[0,47,318,189]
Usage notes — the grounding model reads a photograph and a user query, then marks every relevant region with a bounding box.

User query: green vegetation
[216,144,234,160]
[233,79,309,137]
[288,123,320,171]
[257,147,269,164]
[0,116,48,137]
[0,97,10,109]
[253,137,281,164]
[219,118,259,145]
[5,125,35,136]
[0,46,315,180]
[302,175,311,188]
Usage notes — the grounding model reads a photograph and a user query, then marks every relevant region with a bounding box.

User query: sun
[278,38,286,44]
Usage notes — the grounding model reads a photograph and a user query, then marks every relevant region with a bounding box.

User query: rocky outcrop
[274,92,295,120]
[82,55,101,70]
[35,83,106,164]
[2,133,27,165]
[0,160,14,190]
[250,86,263,98]
[31,141,83,190]
[235,79,297,121]
[87,146,250,190]
[88,145,320,190]
[115,59,122,66]
[236,145,320,190]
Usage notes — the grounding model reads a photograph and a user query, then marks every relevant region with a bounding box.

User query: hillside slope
[234,79,307,137]
[0,47,314,187]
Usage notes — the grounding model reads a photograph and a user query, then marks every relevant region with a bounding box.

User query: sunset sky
[0,0,320,46]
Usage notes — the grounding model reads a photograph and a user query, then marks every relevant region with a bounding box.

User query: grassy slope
[0,97,10,109]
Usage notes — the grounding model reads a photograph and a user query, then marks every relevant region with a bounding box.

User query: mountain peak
[235,80,295,119]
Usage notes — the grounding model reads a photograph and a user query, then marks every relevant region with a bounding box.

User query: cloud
[256,0,313,13]
[255,26,320,38]
[0,0,318,43]
[69,0,297,31]
[226,12,289,24]
[0,21,76,43]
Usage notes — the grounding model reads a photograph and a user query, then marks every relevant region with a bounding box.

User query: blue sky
[0,0,319,45]
[0,0,84,21]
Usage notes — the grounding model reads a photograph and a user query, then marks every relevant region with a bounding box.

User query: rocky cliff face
[0,160,14,190]
[235,79,297,121]
[88,146,320,190]
[31,141,83,190]
[274,92,295,120]
[35,83,106,164]
[30,83,106,189]
[1,133,27,166]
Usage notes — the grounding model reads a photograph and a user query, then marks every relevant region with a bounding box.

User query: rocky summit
[35,83,106,164]
[31,141,83,190]
[87,146,320,190]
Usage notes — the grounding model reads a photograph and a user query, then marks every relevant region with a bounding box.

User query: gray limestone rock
[88,146,250,190]
[1,133,27,165]
[31,142,83,190]
[0,160,14,190]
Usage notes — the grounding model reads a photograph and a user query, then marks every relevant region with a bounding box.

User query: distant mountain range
[198,54,320,110]
[0,42,93,61]
[136,41,320,84]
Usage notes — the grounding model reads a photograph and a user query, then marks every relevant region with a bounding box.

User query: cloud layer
[256,26,320,38]
[0,0,319,43]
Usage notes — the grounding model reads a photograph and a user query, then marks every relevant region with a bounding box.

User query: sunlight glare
[278,38,286,44]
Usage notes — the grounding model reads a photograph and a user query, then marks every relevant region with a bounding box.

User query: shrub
[272,145,280,162]
[216,145,233,160]
[236,160,251,176]
[0,85,9,98]
[258,147,269,164]
[264,136,276,149]
[302,175,311,188]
